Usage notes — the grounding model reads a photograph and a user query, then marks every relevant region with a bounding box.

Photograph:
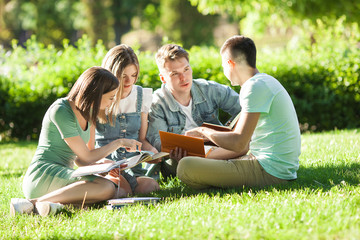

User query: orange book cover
[159,131,206,157]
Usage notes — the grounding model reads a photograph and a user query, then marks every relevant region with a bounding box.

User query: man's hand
[185,127,211,142]
[169,147,187,162]
[185,128,202,138]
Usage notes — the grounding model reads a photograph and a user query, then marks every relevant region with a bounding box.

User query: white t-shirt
[118,86,152,113]
[241,73,301,180]
[178,98,198,134]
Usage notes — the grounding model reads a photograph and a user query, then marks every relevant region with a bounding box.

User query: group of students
[10,35,301,216]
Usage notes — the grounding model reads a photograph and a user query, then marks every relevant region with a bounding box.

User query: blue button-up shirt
[147,79,241,151]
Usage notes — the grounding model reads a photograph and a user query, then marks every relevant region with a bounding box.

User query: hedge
[0,35,359,140]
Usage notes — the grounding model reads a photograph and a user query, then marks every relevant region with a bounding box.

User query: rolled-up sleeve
[146,103,167,151]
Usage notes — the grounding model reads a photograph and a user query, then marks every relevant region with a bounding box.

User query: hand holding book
[159,131,216,158]
[158,112,241,160]
[108,167,121,178]
[71,151,169,178]
[169,147,188,162]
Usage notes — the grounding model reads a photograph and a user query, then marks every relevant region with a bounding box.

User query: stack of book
[105,197,161,210]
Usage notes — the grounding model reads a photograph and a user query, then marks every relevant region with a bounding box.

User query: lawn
[1,129,359,239]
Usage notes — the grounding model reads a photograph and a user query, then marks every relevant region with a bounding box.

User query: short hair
[100,44,139,120]
[155,44,189,72]
[220,35,257,68]
[67,67,119,125]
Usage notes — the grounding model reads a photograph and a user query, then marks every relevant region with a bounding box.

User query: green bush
[260,20,360,131]
[1,31,359,140]
[0,36,107,140]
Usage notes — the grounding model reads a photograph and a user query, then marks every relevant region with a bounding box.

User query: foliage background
[1,19,359,140]
[0,0,359,140]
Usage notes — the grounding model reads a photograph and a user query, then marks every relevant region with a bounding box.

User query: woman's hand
[118,139,142,152]
[107,163,128,178]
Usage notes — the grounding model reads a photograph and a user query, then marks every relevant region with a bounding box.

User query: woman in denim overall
[94,44,159,195]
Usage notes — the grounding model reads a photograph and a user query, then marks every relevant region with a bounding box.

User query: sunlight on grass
[1,129,359,239]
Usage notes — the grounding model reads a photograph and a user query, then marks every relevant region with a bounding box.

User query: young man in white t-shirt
[180,35,301,189]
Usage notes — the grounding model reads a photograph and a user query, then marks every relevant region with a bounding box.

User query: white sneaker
[35,202,64,217]
[10,198,34,216]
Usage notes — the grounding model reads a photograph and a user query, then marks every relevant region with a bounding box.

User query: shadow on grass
[12,161,355,216]
[296,162,360,188]
[4,160,360,215]
[153,161,360,198]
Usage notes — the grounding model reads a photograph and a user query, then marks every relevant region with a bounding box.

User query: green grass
[1,129,360,239]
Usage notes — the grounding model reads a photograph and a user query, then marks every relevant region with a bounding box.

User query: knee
[134,177,159,194]
[177,157,197,182]
[146,178,160,192]
[177,157,210,189]
[97,180,116,201]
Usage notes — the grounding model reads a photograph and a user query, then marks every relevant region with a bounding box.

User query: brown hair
[155,44,189,72]
[67,67,119,125]
[98,44,139,122]
[220,35,257,68]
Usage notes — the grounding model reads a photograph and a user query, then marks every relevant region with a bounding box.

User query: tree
[159,0,218,48]
[189,0,360,28]
[81,0,113,46]
[1,0,84,47]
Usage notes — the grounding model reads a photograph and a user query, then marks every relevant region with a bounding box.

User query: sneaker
[35,202,64,217]
[10,198,34,216]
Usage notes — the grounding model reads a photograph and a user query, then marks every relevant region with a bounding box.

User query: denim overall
[95,85,147,177]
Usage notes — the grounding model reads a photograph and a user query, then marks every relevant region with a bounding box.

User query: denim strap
[135,85,143,113]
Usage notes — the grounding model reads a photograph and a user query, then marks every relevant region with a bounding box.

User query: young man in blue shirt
[146,44,241,178]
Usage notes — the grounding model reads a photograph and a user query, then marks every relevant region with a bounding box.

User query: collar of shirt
[162,79,207,112]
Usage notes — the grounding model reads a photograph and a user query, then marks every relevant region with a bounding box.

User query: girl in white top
[93,44,159,195]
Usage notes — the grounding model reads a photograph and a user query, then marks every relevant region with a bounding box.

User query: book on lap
[159,131,214,158]
[71,151,169,178]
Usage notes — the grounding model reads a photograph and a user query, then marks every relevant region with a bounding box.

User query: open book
[159,131,214,158]
[71,151,169,178]
[201,112,241,132]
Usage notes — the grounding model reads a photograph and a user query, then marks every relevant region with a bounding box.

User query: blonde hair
[98,44,140,123]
